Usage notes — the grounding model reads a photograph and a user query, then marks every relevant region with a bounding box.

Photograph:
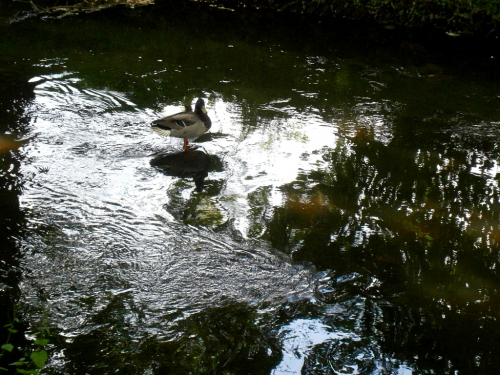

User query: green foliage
[0,312,50,374]
[0,344,14,353]
[29,350,48,369]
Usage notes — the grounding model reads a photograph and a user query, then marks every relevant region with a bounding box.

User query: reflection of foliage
[164,178,227,228]
[64,299,279,374]
[61,295,153,374]
[265,122,500,373]
[151,303,281,374]
[170,192,226,228]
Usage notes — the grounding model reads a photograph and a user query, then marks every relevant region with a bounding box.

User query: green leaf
[34,339,49,347]
[30,351,48,369]
[16,369,27,374]
[0,367,9,371]
[8,328,18,334]
[9,361,28,366]
[1,344,14,352]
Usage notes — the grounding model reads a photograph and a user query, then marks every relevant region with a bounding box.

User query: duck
[151,98,212,150]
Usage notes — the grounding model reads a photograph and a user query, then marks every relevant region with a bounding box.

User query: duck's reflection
[150,149,211,192]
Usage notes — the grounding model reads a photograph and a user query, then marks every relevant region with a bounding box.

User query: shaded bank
[5,0,499,76]
[7,0,500,36]
[234,0,500,35]
[5,0,500,78]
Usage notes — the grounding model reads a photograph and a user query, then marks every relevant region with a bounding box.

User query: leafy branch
[0,311,50,374]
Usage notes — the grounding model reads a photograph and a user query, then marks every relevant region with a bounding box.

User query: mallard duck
[151,98,212,150]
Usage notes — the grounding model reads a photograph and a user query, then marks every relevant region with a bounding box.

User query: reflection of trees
[151,150,229,228]
[63,301,280,374]
[153,303,280,375]
[265,118,500,373]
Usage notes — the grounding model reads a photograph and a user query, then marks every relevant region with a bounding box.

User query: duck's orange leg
[183,138,190,150]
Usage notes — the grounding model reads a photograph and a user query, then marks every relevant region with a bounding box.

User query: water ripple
[20,75,315,342]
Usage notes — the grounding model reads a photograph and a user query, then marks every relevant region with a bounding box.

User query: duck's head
[195,98,211,130]
[195,98,207,114]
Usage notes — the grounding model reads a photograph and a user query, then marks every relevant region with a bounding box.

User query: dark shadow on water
[150,149,212,192]
[0,65,36,369]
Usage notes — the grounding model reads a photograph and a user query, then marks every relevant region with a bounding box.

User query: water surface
[1,3,500,374]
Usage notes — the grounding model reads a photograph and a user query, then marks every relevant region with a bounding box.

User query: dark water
[1,2,500,374]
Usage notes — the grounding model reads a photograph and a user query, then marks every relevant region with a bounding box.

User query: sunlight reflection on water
[207,98,338,236]
[272,319,349,375]
[20,74,331,346]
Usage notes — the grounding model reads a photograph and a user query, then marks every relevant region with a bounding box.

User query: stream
[1,2,500,374]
